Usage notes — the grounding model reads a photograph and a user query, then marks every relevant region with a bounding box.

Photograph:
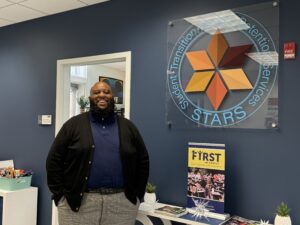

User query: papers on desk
[0,160,14,169]
[219,215,259,225]
[154,205,187,217]
[139,202,230,224]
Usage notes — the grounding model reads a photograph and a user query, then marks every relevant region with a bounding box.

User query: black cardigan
[46,113,149,212]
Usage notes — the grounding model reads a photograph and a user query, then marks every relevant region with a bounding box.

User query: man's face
[89,82,113,110]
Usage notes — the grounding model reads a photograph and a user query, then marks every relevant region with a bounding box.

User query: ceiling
[0,0,109,28]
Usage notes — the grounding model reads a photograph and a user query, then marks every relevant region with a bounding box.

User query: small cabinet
[0,187,38,225]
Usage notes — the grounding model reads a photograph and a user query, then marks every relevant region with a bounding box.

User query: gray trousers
[58,192,139,225]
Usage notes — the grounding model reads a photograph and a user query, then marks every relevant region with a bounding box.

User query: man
[46,81,149,225]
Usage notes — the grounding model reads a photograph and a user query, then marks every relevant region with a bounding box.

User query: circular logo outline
[167,13,278,127]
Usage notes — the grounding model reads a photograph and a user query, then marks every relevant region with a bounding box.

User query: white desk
[0,187,38,225]
[137,203,228,225]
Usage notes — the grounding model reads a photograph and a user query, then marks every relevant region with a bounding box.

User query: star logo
[185,31,253,110]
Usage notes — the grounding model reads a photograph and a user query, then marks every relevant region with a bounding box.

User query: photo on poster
[187,168,225,202]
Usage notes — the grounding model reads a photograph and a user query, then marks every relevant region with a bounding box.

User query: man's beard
[89,98,115,118]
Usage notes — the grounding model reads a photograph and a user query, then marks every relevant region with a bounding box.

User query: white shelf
[0,187,38,225]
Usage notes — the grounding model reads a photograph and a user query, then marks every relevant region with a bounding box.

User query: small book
[220,215,258,225]
[154,205,187,217]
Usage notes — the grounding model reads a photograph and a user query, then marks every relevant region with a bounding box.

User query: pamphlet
[154,205,187,217]
[220,215,258,225]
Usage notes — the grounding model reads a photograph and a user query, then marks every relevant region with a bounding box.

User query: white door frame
[52,51,131,225]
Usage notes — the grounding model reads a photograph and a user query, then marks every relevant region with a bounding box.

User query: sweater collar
[89,111,116,124]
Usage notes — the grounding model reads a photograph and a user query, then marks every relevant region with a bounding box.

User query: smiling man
[46,81,149,225]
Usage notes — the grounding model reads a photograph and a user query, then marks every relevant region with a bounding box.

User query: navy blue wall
[0,0,299,224]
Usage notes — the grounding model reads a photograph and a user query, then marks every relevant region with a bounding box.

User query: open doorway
[52,51,131,225]
[69,62,125,117]
[56,51,131,130]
